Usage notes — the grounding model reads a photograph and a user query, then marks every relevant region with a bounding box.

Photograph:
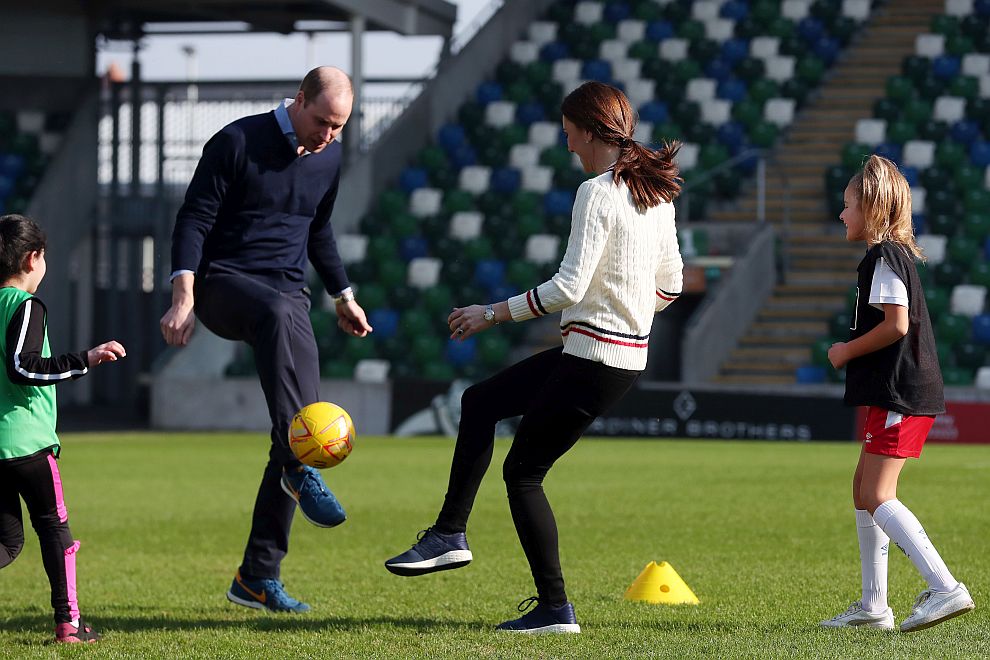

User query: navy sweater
[171,111,349,294]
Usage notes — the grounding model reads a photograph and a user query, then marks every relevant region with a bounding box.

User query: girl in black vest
[820,155,974,633]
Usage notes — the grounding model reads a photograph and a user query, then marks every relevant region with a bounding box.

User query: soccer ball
[288,402,355,469]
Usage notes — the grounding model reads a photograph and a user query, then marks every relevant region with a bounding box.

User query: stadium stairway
[711,0,947,384]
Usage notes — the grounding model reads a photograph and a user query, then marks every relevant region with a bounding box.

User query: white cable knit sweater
[507,171,684,371]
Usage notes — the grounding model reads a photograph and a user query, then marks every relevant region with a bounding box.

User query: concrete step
[713,374,796,385]
[749,321,829,336]
[730,346,811,364]
[774,283,851,296]
[758,308,836,321]
[765,295,846,311]
[720,361,797,375]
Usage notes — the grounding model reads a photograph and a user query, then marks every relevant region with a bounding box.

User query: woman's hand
[448,305,491,341]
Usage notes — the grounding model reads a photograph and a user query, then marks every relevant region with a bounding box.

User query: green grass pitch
[1,433,987,658]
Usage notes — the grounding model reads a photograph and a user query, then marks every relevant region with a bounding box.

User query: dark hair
[0,214,46,281]
[561,81,682,210]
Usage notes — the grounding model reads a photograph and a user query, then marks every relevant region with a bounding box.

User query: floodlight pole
[349,13,365,163]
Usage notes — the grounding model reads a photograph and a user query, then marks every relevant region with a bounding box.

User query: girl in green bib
[0,214,125,643]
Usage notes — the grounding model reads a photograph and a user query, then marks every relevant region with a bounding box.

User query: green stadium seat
[830,312,852,338]
[936,313,971,345]
[949,75,979,100]
[935,141,967,171]
[956,164,985,191]
[841,143,871,170]
[925,286,950,317]
[903,98,934,125]
[927,212,956,236]
[936,341,954,368]
[962,212,990,241]
[376,259,406,289]
[934,261,965,288]
[887,121,917,144]
[942,365,974,386]
[886,76,914,103]
[378,190,407,217]
[343,336,376,363]
[946,34,974,57]
[970,262,990,288]
[797,56,825,85]
[948,236,981,266]
[931,14,960,37]
[811,339,832,367]
[965,189,990,213]
[955,343,987,370]
[478,334,511,368]
[902,56,930,85]
[748,79,780,105]
[873,98,901,123]
[750,121,779,148]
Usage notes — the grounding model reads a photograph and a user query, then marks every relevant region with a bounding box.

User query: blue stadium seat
[446,337,477,367]
[813,37,841,66]
[603,2,631,23]
[970,140,990,167]
[516,101,545,126]
[0,153,24,178]
[491,167,521,194]
[544,189,575,216]
[796,365,827,384]
[973,314,990,345]
[951,120,981,144]
[646,20,675,42]
[400,236,430,261]
[717,78,748,102]
[639,100,669,124]
[704,57,736,83]
[476,81,503,105]
[874,142,902,163]
[539,41,569,62]
[438,123,467,153]
[399,167,429,194]
[720,38,750,64]
[582,59,613,83]
[474,259,506,290]
[798,18,825,43]
[368,308,400,339]
[900,165,920,186]
[932,55,961,80]
[721,1,748,21]
[450,144,478,169]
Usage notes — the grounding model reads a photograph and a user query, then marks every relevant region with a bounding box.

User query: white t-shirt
[869,257,909,310]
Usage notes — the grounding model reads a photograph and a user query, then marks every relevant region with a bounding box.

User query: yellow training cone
[624,561,700,605]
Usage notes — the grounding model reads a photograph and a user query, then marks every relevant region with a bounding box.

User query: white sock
[873,499,958,593]
[856,509,889,613]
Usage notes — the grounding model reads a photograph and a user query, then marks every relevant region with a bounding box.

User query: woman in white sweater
[385,81,685,633]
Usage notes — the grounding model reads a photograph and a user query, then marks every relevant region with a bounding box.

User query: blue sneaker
[384,527,473,576]
[495,597,581,634]
[226,570,311,613]
[280,466,346,528]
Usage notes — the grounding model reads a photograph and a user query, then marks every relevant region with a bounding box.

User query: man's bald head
[299,66,353,104]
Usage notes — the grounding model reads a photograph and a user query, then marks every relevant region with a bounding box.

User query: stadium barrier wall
[680,223,777,383]
[150,330,392,434]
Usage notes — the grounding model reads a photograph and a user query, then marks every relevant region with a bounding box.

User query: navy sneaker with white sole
[384,527,472,576]
[495,597,581,634]
[226,570,311,613]
[280,466,346,528]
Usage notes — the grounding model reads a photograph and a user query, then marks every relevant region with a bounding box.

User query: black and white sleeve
[5,298,88,386]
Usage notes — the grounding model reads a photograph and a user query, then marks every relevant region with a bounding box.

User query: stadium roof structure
[89,0,456,39]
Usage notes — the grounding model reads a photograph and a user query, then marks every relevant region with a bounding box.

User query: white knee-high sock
[873,499,958,593]
[856,509,889,612]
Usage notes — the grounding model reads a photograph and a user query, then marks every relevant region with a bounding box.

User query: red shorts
[862,407,935,458]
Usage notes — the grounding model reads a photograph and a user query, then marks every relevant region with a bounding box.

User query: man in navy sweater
[161,66,372,613]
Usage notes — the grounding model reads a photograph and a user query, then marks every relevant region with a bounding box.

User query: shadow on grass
[1,612,488,636]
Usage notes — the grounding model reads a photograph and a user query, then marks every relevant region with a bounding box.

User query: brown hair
[848,155,923,260]
[560,81,681,210]
[299,66,353,104]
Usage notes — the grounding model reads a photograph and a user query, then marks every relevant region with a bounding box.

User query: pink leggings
[0,449,80,624]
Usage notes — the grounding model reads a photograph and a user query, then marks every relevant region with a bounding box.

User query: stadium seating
[290,0,873,381]
[814,0,990,386]
[0,109,59,215]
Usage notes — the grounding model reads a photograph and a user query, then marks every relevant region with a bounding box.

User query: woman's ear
[24,250,43,273]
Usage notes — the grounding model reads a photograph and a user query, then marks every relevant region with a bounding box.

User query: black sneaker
[384,527,472,576]
[495,597,581,634]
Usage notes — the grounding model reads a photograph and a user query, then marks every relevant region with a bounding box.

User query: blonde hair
[847,155,924,260]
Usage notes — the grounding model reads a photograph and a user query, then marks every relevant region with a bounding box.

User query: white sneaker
[900,582,975,633]
[820,601,895,630]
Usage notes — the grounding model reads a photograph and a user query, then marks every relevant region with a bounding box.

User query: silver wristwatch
[331,287,355,305]
[484,304,498,324]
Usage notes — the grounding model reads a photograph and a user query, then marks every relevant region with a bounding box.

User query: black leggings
[0,449,80,624]
[435,347,639,607]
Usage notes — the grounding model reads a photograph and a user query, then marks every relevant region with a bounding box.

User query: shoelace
[911,589,934,611]
[832,601,864,620]
[516,596,539,613]
[298,469,327,495]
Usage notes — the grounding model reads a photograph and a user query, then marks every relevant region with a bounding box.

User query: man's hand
[336,299,373,337]
[828,342,849,370]
[160,273,196,346]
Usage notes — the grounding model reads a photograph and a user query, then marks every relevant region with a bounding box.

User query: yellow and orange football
[288,401,355,469]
